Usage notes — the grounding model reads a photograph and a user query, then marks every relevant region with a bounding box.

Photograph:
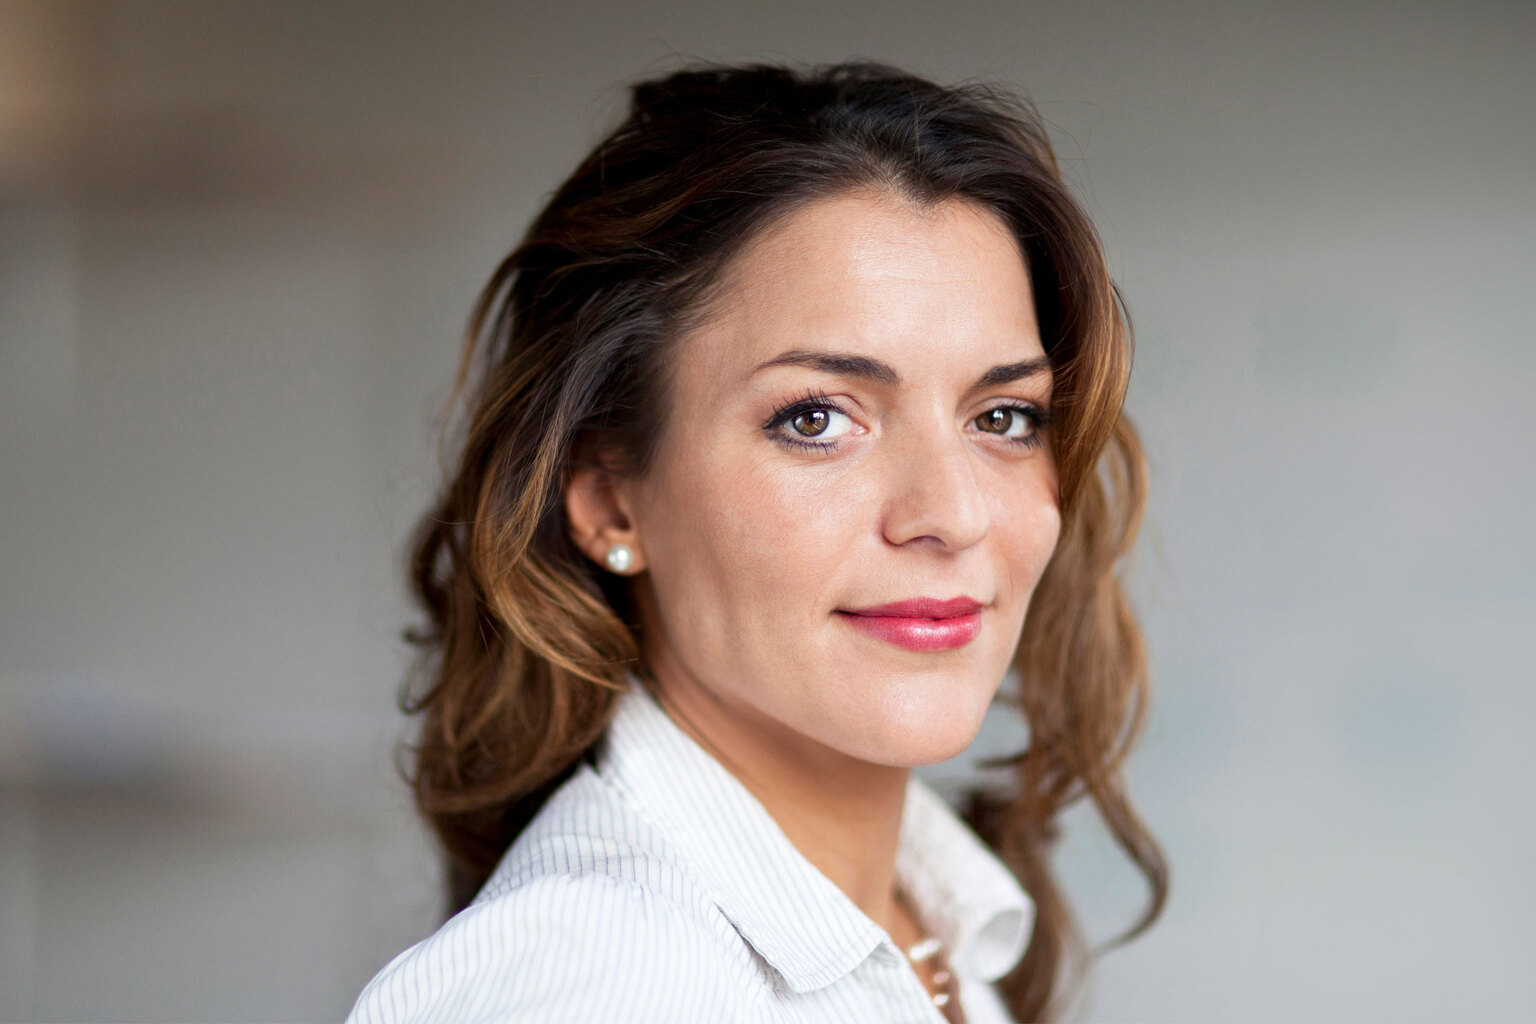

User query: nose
[880,426,990,551]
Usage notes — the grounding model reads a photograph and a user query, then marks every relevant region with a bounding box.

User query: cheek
[641,450,859,644]
[999,483,1062,612]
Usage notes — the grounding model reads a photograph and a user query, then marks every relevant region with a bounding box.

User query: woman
[348,61,1166,1024]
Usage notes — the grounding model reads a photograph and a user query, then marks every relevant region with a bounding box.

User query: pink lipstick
[836,597,983,651]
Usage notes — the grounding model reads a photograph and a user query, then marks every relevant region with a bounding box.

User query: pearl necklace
[902,927,965,1022]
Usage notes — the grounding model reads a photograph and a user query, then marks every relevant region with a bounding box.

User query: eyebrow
[749,349,1052,390]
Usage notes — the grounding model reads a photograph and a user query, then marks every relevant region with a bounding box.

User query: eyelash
[761,387,1052,453]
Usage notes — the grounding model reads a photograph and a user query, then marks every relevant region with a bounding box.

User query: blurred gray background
[1,1,1532,1020]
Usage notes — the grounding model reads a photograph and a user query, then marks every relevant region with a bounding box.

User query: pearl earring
[603,543,635,574]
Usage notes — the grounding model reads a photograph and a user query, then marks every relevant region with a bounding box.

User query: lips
[842,597,983,619]
[836,596,984,651]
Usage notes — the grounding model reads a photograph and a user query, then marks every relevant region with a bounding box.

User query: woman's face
[618,190,1061,768]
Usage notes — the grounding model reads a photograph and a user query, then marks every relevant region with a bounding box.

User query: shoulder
[347,874,751,1024]
[346,768,764,1024]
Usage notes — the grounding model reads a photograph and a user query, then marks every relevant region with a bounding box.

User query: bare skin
[565,190,1061,952]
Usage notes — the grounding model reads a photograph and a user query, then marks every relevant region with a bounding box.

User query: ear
[564,461,646,575]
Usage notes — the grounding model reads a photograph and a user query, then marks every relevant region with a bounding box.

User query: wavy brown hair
[402,61,1166,1022]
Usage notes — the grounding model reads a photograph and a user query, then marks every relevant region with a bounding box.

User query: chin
[849,674,998,768]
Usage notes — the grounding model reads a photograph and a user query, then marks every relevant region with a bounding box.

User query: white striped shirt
[347,674,1033,1023]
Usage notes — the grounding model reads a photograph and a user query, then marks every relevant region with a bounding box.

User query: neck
[643,658,910,935]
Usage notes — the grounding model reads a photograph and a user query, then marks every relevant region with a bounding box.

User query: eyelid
[761,388,858,452]
[760,386,844,431]
[971,399,1053,448]
[976,396,1052,423]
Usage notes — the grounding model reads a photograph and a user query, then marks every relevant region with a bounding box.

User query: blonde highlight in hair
[399,61,1166,1020]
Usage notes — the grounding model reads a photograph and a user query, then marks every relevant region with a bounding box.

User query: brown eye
[792,410,830,436]
[976,408,1013,434]
[764,400,854,449]
[975,405,1041,442]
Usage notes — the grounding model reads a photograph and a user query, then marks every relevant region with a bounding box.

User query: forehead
[679,190,1041,381]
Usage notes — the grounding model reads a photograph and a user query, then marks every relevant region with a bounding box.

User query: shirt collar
[596,672,1033,992]
[896,775,1034,981]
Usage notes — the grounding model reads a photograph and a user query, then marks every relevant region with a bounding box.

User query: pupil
[795,410,829,436]
[984,409,1009,432]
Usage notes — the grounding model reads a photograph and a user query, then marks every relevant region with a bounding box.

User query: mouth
[835,596,984,651]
